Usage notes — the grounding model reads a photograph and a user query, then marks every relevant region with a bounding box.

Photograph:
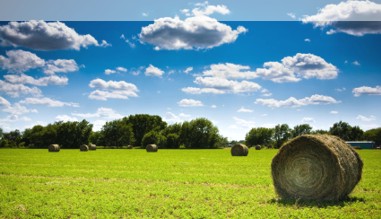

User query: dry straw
[146,144,158,152]
[89,143,97,150]
[271,134,363,201]
[231,143,249,156]
[80,144,89,152]
[48,144,60,152]
[255,145,262,150]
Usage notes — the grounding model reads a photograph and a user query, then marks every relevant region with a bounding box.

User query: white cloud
[304,38,311,42]
[232,116,255,129]
[43,59,79,74]
[104,69,116,75]
[184,67,193,74]
[353,85,381,96]
[55,115,78,122]
[352,60,361,66]
[181,87,225,94]
[190,1,230,16]
[237,107,253,113]
[72,107,123,120]
[178,98,204,107]
[0,50,45,73]
[0,96,11,107]
[330,110,339,114]
[356,114,376,122]
[287,13,297,20]
[4,74,68,86]
[261,88,272,97]
[145,64,164,77]
[88,78,139,101]
[142,12,149,17]
[21,97,79,107]
[2,102,37,115]
[0,80,42,97]
[100,40,112,48]
[139,14,247,50]
[0,20,101,50]
[194,77,261,94]
[255,53,338,83]
[301,117,315,123]
[164,112,191,123]
[202,63,257,79]
[302,1,381,36]
[116,67,127,72]
[211,104,217,108]
[104,66,127,75]
[336,87,346,92]
[255,94,340,108]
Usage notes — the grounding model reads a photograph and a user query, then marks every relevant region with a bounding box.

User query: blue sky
[0,1,381,140]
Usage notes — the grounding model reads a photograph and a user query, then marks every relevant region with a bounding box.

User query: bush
[141,131,167,148]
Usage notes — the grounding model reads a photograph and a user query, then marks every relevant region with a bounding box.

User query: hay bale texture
[271,134,363,201]
[127,145,133,149]
[48,144,60,152]
[80,144,89,152]
[231,143,249,156]
[255,145,262,150]
[89,143,96,150]
[146,144,158,152]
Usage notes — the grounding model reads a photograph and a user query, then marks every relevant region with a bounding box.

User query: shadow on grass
[269,196,365,208]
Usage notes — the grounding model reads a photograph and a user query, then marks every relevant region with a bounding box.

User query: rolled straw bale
[271,134,363,201]
[80,144,89,152]
[48,144,60,152]
[146,144,158,152]
[231,143,249,156]
[89,143,97,150]
[127,145,133,149]
[255,145,262,150]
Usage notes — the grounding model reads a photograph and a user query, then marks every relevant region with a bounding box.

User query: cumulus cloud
[139,3,247,51]
[184,67,193,74]
[73,107,123,120]
[178,98,204,107]
[104,66,127,75]
[0,96,11,107]
[352,85,381,96]
[0,20,101,50]
[255,53,338,83]
[145,64,164,77]
[203,63,257,79]
[4,74,68,86]
[55,115,78,122]
[356,114,376,122]
[302,1,381,36]
[164,112,191,123]
[0,80,42,97]
[181,87,225,94]
[2,102,37,115]
[88,78,139,100]
[237,107,253,113]
[302,117,315,124]
[194,77,261,94]
[255,94,340,108]
[21,97,79,107]
[0,49,79,75]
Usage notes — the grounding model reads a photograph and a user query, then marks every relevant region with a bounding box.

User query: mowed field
[0,149,380,218]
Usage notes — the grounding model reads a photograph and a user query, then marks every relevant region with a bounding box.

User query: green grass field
[0,149,380,218]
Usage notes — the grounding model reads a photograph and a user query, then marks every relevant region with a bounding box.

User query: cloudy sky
[0,1,381,140]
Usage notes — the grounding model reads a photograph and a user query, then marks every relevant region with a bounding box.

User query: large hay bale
[127,145,133,149]
[89,143,96,151]
[271,134,363,201]
[255,145,262,150]
[146,144,158,152]
[48,144,60,152]
[231,143,249,156]
[80,144,89,152]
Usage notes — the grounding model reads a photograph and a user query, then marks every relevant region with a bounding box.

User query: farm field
[0,149,380,218]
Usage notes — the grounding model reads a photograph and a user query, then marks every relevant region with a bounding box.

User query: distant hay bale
[48,144,60,152]
[80,144,89,152]
[271,134,363,201]
[127,145,133,149]
[255,145,262,150]
[146,144,158,152]
[89,143,96,151]
[231,143,249,156]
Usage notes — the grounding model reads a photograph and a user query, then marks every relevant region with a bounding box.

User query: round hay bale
[48,144,60,152]
[255,145,262,150]
[127,145,133,149]
[146,144,158,152]
[231,143,249,156]
[80,144,89,152]
[89,143,96,151]
[271,134,363,201]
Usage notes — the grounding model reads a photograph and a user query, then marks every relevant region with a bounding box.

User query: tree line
[0,114,380,149]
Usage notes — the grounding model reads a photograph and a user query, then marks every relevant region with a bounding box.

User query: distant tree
[0,129,22,148]
[329,121,364,141]
[180,118,220,149]
[292,124,312,137]
[141,130,167,148]
[100,119,134,147]
[0,128,3,139]
[165,133,180,149]
[312,129,329,135]
[245,127,274,147]
[125,114,167,147]
[273,124,292,148]
[89,131,102,146]
[22,125,53,148]
[55,120,93,148]
[364,127,381,146]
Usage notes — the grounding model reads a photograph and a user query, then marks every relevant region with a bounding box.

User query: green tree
[292,124,312,137]
[273,124,291,148]
[180,118,220,149]
[55,120,93,148]
[125,114,167,147]
[364,128,381,146]
[141,130,167,148]
[329,121,364,141]
[245,127,273,147]
[165,133,180,149]
[0,129,22,148]
[100,119,134,147]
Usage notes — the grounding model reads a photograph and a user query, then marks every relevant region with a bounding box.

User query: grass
[0,148,380,218]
